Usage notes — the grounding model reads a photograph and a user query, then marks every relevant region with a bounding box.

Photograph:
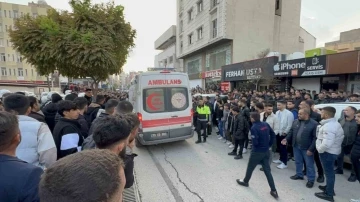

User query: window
[31,69,34,76]
[12,54,14,61]
[8,54,11,61]
[0,39,3,47]
[211,0,218,9]
[197,27,203,40]
[9,68,11,75]
[179,0,184,12]
[0,53,5,61]
[275,0,282,15]
[13,69,15,75]
[0,24,2,32]
[25,69,28,76]
[212,19,218,38]
[143,88,165,113]
[16,55,21,62]
[142,87,189,113]
[8,10,11,18]
[188,33,193,45]
[187,59,201,74]
[1,67,6,76]
[187,9,193,22]
[169,56,173,64]
[6,40,8,47]
[13,10,18,18]
[5,25,7,31]
[18,68,24,76]
[4,10,6,18]
[197,0,203,13]
[208,50,226,71]
[180,20,183,33]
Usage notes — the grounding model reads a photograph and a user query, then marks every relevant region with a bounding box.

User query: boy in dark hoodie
[222,103,231,144]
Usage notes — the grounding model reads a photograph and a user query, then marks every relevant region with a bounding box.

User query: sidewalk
[123,171,141,202]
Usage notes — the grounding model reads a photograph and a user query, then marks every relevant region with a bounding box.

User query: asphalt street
[133,133,360,202]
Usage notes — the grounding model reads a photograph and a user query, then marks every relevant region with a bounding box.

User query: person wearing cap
[195,99,211,144]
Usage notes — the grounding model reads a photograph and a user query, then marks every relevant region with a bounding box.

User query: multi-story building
[0,1,51,93]
[154,25,184,72]
[325,28,360,53]
[176,0,316,88]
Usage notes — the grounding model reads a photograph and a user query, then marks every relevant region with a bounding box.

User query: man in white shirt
[273,100,294,169]
[260,103,279,171]
[315,107,344,202]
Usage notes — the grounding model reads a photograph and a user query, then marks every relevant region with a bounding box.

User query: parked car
[314,102,360,164]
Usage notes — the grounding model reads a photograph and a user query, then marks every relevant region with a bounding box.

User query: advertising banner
[273,55,327,77]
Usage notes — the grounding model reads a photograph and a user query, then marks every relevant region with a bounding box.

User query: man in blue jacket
[0,111,43,202]
[236,112,278,199]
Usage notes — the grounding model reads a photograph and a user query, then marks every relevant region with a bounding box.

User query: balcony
[154,25,177,50]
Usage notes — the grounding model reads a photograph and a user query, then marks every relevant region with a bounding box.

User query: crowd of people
[193,88,360,201]
[0,89,137,202]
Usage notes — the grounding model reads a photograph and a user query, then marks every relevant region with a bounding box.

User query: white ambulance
[129,71,194,146]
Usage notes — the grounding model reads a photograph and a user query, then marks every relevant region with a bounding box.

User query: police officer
[195,99,211,144]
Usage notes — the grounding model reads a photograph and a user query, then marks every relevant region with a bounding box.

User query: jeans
[337,147,355,175]
[319,152,338,196]
[351,152,360,183]
[243,151,277,191]
[276,135,288,165]
[294,147,315,182]
[233,139,245,156]
[218,121,224,138]
[196,121,207,141]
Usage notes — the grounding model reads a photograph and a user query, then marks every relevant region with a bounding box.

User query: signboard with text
[202,69,221,79]
[273,55,327,77]
[222,57,278,82]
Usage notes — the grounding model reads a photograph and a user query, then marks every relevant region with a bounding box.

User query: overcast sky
[5,0,360,72]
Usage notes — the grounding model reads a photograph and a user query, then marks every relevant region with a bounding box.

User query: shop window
[187,59,200,74]
[275,0,282,16]
[207,51,226,71]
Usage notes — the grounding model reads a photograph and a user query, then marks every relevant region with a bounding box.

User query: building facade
[0,1,50,93]
[325,28,360,53]
[177,0,316,89]
[154,25,184,72]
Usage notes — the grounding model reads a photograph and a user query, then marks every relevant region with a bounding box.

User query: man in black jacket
[92,115,136,189]
[239,100,251,152]
[74,97,89,138]
[351,110,360,183]
[282,108,318,188]
[336,106,358,182]
[228,107,247,159]
[53,100,83,160]
[85,95,106,126]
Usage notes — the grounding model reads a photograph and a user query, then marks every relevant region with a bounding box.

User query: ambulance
[129,70,194,146]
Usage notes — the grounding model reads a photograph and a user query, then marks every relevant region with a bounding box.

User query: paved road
[133,133,360,202]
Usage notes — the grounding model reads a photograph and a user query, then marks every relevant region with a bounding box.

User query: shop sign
[273,55,327,77]
[222,57,278,81]
[202,69,221,78]
[221,82,230,92]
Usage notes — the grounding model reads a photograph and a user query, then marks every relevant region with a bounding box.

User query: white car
[314,102,360,120]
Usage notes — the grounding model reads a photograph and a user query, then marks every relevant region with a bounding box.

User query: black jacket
[42,102,58,132]
[310,111,321,123]
[232,114,247,140]
[286,119,318,152]
[78,114,89,138]
[0,155,43,202]
[315,99,328,105]
[85,103,102,126]
[339,118,358,153]
[351,130,360,156]
[53,118,84,160]
[294,97,304,109]
[28,111,46,123]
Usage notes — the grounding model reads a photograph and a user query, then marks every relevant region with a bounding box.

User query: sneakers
[228,151,237,156]
[273,159,282,164]
[348,174,357,182]
[234,155,243,160]
[242,148,247,154]
[236,179,249,187]
[229,144,234,148]
[350,199,360,202]
[223,139,228,143]
[306,181,314,188]
[277,163,288,169]
[226,141,232,145]
[270,190,279,199]
[218,136,223,140]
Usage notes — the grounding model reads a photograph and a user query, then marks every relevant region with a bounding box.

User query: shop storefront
[273,55,327,92]
[201,69,221,90]
[222,57,279,91]
[185,55,203,88]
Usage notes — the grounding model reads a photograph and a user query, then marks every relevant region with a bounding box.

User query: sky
[5,0,360,73]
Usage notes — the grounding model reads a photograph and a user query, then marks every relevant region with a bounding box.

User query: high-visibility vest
[196,105,211,121]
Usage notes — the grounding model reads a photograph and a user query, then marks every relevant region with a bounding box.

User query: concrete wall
[299,27,316,52]
[226,0,275,63]
[155,43,184,72]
